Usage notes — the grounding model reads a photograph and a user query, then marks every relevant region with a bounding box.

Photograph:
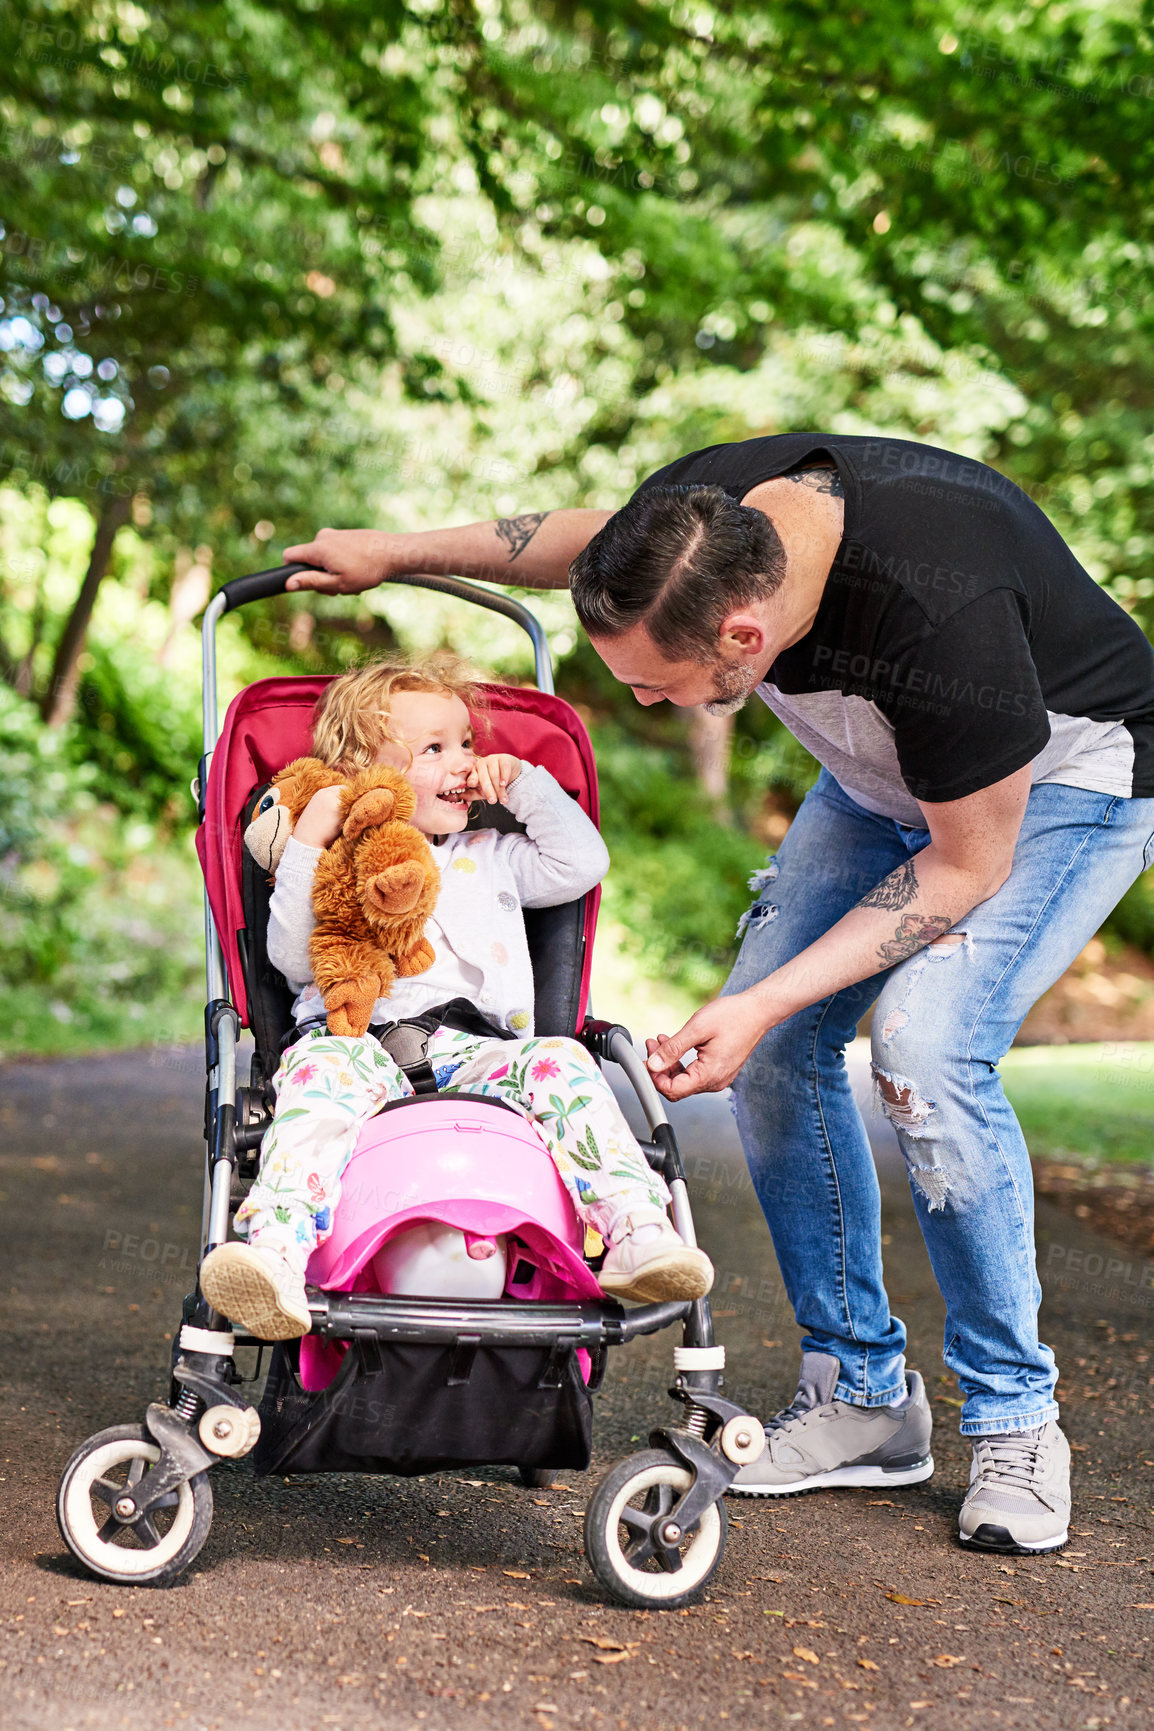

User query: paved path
[1,1045,1151,1730]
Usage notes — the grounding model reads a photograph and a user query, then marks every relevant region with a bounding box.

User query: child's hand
[294,784,346,848]
[470,754,523,806]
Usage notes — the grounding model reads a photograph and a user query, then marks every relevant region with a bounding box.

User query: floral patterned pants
[235,1026,671,1273]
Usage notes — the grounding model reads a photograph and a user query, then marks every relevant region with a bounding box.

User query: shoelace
[765,1390,823,1434]
[974,1432,1052,1500]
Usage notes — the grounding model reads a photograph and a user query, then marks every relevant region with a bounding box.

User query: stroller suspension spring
[683,1403,709,1439]
[173,1386,202,1424]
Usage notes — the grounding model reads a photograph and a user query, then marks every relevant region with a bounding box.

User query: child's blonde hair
[312,652,486,770]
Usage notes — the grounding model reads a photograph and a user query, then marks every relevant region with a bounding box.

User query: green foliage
[594,727,765,999]
[3,1,1154,1047]
[0,684,202,1055]
[1104,871,1154,957]
[68,639,201,823]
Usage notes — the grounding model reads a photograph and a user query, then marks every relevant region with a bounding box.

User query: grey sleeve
[265,836,321,984]
[497,763,610,909]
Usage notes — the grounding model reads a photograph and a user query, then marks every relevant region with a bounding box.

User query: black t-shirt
[636,434,1154,822]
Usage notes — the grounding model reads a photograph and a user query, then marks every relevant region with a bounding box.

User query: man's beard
[702,660,760,717]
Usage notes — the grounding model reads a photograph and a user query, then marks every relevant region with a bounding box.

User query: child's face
[374,689,477,835]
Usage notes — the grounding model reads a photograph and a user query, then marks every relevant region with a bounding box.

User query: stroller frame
[56,563,764,1608]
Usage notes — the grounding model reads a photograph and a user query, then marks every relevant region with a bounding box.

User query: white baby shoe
[598,1209,714,1304]
[200,1243,312,1340]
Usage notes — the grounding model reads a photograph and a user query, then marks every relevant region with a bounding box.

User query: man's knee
[871,929,971,1058]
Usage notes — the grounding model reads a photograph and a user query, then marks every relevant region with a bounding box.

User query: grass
[0,984,204,1062]
[1001,1042,1154,1168]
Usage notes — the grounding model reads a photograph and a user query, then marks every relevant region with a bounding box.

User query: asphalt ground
[1,1043,1152,1731]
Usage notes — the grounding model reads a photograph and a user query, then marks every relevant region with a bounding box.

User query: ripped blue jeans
[724,767,1154,1435]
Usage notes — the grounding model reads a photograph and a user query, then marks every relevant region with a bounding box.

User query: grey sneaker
[727,1351,934,1497]
[958,1422,1070,1553]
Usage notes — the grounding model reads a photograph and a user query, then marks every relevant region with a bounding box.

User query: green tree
[0,0,438,718]
[4,0,1153,748]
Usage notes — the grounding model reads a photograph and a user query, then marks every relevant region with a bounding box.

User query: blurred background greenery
[3,0,1154,1160]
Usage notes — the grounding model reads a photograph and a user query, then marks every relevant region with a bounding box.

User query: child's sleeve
[266,836,321,983]
[498,763,610,908]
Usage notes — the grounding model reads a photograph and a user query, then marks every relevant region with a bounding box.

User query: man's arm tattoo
[877,913,954,967]
[857,857,919,913]
[495,511,550,562]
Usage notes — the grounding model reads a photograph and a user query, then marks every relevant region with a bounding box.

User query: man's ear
[717,611,768,656]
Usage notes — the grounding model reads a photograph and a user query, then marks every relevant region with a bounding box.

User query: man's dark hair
[569,484,786,662]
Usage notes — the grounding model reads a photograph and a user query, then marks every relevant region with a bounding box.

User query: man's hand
[645,989,780,1100]
[283,528,394,594]
[470,754,523,806]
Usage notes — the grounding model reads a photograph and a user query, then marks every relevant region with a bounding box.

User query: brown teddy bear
[244,756,440,1037]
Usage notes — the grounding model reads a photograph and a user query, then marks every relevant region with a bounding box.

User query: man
[284,432,1154,1553]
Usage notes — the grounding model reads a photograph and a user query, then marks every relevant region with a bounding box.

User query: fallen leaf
[793,1646,820,1665]
[763,1609,785,1618]
[910,1702,931,1710]
[886,1593,927,1607]
[857,1658,880,1671]
[868,1500,895,1507]
[932,1654,966,1668]
[593,1651,630,1665]
[417,1553,430,1562]
[581,1636,629,1651]
[111,1609,126,1619]
[1133,1603,1154,1610]
[503,1570,531,1579]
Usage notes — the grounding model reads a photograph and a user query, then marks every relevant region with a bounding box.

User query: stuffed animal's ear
[340,764,417,838]
[343,785,398,840]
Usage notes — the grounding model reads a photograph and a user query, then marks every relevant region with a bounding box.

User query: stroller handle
[217,561,312,613]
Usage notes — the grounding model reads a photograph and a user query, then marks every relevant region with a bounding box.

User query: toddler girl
[201,655,713,1338]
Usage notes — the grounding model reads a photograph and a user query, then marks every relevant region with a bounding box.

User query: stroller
[56,566,765,1609]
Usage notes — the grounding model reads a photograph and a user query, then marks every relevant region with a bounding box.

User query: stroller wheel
[56,1424,213,1587]
[517,1467,558,1489]
[584,1448,727,1610]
